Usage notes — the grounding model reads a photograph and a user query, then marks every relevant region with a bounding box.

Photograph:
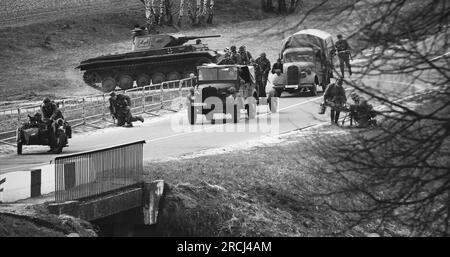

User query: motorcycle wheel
[54,132,67,154]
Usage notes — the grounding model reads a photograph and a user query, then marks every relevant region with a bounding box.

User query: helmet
[43,97,51,104]
[350,92,359,100]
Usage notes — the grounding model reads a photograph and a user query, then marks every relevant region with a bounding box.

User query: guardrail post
[142,86,146,114]
[179,80,183,110]
[104,94,115,124]
[17,108,21,126]
[160,83,164,110]
[82,98,86,125]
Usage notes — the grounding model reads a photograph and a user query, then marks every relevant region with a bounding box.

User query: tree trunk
[278,0,287,13]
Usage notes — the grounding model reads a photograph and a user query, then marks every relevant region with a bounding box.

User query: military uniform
[238,50,253,65]
[41,100,64,150]
[255,56,271,97]
[350,96,376,128]
[109,94,143,127]
[272,61,284,74]
[335,38,352,78]
[230,51,241,65]
[323,81,347,124]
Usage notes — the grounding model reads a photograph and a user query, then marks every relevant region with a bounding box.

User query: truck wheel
[232,104,240,123]
[187,105,197,125]
[17,142,22,155]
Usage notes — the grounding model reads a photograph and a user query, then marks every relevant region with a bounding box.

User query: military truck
[186,64,260,124]
[77,28,221,92]
[268,29,335,97]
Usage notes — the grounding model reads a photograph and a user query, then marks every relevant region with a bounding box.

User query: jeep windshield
[283,52,313,63]
[198,67,238,81]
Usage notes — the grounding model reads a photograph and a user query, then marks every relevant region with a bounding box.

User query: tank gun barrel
[166,35,221,47]
[182,35,221,41]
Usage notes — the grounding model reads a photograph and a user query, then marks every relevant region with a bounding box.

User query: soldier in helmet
[323,78,347,125]
[41,97,64,152]
[272,58,284,74]
[109,92,144,127]
[229,45,241,65]
[255,52,271,97]
[349,92,377,128]
[334,34,352,78]
[237,45,254,65]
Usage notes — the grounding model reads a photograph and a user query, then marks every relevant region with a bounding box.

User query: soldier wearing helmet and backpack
[321,78,347,125]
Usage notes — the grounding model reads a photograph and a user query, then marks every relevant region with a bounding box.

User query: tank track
[82,57,212,92]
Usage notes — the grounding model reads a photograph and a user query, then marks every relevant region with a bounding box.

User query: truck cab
[186,64,258,124]
[268,29,335,97]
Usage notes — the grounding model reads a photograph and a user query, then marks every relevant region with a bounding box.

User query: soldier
[41,97,64,152]
[109,92,144,127]
[255,52,271,97]
[229,45,241,64]
[237,45,253,65]
[218,47,235,65]
[272,58,284,74]
[335,34,352,78]
[349,93,377,128]
[323,79,347,125]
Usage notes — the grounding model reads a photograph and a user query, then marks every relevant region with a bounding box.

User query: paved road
[0,76,428,174]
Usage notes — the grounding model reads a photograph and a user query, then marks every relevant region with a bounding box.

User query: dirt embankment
[145,126,371,237]
[0,203,98,237]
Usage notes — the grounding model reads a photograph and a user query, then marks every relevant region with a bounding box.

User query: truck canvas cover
[280,29,334,56]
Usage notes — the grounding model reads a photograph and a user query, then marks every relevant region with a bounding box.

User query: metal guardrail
[54,140,145,202]
[0,78,195,145]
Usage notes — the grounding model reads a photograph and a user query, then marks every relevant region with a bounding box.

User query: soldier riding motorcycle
[16,98,72,155]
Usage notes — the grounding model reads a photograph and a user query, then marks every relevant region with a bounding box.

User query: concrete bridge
[0,140,165,236]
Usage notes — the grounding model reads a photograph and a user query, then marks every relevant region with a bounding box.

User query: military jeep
[186,64,259,124]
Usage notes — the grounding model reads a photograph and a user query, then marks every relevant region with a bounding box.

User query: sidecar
[16,118,71,155]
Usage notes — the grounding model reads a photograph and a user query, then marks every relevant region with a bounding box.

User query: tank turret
[133,33,221,51]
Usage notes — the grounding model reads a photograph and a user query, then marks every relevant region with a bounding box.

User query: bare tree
[297,0,450,236]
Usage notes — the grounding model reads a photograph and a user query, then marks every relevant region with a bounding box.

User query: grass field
[143,126,373,237]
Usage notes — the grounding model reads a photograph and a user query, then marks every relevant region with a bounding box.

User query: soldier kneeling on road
[109,92,144,127]
[349,93,377,128]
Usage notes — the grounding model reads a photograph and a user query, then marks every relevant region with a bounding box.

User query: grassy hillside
[0,0,271,101]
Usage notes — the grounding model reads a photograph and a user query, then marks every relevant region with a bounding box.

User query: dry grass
[144,126,368,237]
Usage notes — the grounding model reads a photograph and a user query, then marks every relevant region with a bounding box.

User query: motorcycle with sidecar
[16,114,72,155]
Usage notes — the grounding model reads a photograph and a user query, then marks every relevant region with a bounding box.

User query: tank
[77,28,221,92]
